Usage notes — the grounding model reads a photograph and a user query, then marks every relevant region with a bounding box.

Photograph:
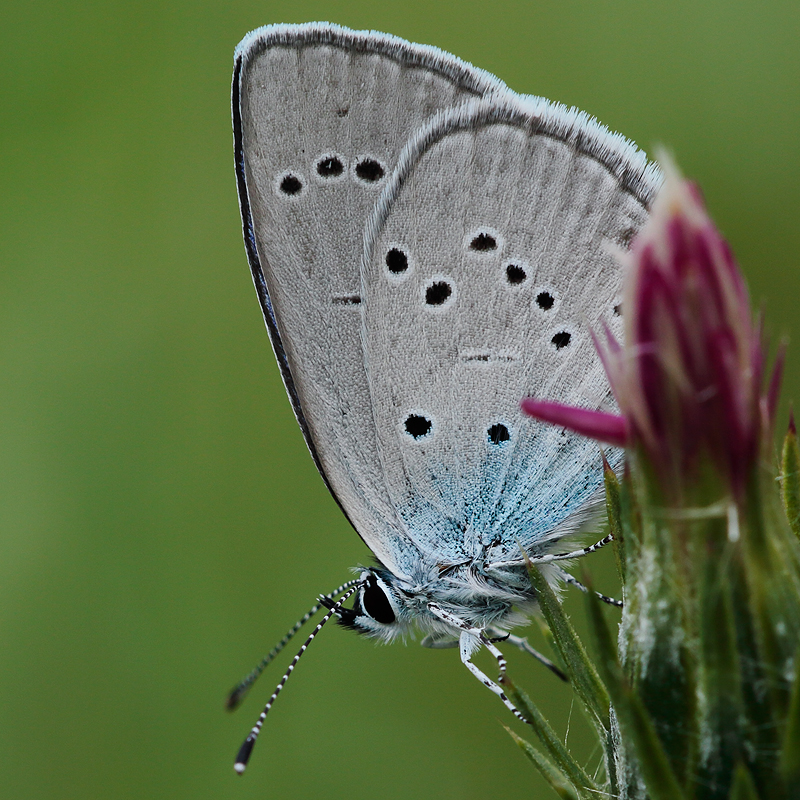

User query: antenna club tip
[234,735,256,773]
[226,690,243,711]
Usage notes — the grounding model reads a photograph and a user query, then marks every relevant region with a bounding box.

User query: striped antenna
[233,582,362,775]
[556,568,623,608]
[226,579,361,711]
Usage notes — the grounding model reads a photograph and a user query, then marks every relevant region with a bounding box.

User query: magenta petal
[521,399,629,447]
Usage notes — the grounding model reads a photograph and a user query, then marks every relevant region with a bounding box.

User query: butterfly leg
[527,532,615,565]
[427,603,529,724]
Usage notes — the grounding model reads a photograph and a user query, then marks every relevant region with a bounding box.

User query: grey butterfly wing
[233,23,509,577]
[361,96,662,569]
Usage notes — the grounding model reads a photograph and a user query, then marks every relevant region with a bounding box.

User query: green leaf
[505,726,581,800]
[728,763,759,800]
[584,588,686,800]
[533,611,569,676]
[781,413,800,540]
[696,531,745,793]
[505,680,599,799]
[527,564,610,732]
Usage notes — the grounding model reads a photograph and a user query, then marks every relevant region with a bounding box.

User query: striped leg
[427,603,529,725]
[527,532,615,565]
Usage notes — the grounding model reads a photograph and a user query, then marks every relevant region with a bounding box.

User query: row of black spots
[502,266,556,313]
[403,415,511,446]
[381,244,606,329]
[464,229,620,319]
[383,247,454,308]
[277,155,385,196]
[385,244,540,302]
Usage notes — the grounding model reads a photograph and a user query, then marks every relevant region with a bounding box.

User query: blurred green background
[1,1,798,798]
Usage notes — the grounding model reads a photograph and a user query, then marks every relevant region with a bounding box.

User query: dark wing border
[231,22,507,518]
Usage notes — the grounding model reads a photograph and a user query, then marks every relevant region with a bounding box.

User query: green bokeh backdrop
[1,1,798,798]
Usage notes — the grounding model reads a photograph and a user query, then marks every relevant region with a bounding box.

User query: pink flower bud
[523,156,783,503]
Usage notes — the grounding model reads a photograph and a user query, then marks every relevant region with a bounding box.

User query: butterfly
[229,21,661,772]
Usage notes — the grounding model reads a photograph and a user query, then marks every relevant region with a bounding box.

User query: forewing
[361,97,661,566]
[233,23,507,576]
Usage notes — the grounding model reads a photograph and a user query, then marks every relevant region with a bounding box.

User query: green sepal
[527,563,610,731]
[603,454,626,583]
[781,412,800,540]
[505,680,599,799]
[696,528,745,794]
[532,611,569,677]
[584,588,686,800]
[728,763,759,800]
[780,650,800,791]
[505,727,581,800]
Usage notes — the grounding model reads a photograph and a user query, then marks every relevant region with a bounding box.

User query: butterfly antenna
[233,582,361,775]
[556,568,623,608]
[226,579,361,711]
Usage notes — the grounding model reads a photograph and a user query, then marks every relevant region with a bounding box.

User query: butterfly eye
[613,303,623,317]
[361,576,396,624]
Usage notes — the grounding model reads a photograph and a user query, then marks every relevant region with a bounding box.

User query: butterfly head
[322,569,411,642]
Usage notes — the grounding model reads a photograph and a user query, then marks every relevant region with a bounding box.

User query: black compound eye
[386,247,408,274]
[487,423,510,444]
[405,414,431,439]
[613,303,622,317]
[355,158,384,182]
[317,156,344,177]
[279,174,302,195]
[362,576,395,624]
